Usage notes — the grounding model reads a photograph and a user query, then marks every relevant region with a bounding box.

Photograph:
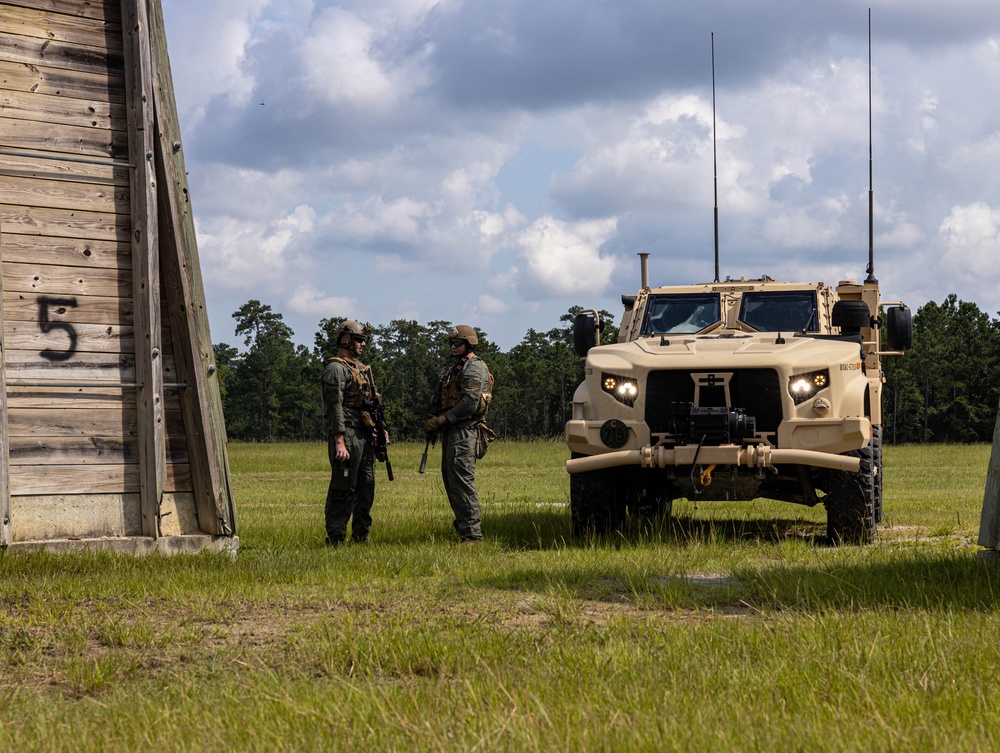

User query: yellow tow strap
[699,464,717,487]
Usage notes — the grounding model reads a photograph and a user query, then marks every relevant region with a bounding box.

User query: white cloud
[488,265,520,293]
[940,202,1000,281]
[286,284,358,319]
[197,204,317,290]
[337,195,438,244]
[162,0,273,124]
[517,216,618,297]
[476,293,510,315]
[298,8,397,109]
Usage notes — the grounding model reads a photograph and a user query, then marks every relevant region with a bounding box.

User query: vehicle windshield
[739,290,818,332]
[642,293,721,335]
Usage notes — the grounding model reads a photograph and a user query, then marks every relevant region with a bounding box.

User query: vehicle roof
[646,279,834,296]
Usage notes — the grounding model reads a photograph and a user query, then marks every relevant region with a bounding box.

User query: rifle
[419,374,445,474]
[363,368,393,481]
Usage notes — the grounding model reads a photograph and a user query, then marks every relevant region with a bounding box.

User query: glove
[424,417,440,435]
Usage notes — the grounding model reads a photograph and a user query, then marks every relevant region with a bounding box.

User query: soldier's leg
[340,427,366,533]
[325,432,351,545]
[440,429,459,536]
[351,444,376,542]
[443,424,482,541]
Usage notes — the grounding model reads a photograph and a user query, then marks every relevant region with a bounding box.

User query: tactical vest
[440,356,494,417]
[326,357,376,426]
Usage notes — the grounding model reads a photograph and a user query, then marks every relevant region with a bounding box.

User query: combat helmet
[449,324,478,347]
[335,319,367,347]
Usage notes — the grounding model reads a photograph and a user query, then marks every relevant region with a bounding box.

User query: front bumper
[564,416,869,475]
[565,443,861,474]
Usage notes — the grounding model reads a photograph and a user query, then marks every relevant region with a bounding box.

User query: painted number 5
[38,296,79,362]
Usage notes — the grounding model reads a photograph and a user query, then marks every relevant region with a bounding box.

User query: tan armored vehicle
[565,254,912,543]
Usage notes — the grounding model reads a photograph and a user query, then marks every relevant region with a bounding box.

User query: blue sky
[161,0,1000,351]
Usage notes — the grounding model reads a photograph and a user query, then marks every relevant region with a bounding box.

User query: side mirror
[885,306,912,351]
[573,310,600,358]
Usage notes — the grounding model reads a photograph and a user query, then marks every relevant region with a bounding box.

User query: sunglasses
[449,340,466,348]
[352,336,366,344]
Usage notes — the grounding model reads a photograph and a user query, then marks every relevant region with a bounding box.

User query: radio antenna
[712,32,720,283]
[865,9,877,283]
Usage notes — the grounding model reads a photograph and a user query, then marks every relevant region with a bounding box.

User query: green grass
[1,440,1000,751]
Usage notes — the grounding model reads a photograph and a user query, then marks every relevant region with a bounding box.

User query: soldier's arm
[322,362,349,436]
[444,359,487,423]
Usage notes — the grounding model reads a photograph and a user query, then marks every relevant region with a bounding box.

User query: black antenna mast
[865,9,877,283]
[712,32,720,283]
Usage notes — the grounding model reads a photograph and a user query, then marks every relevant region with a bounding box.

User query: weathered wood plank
[0,59,126,104]
[9,464,133,495]
[5,319,133,353]
[8,435,137,464]
[0,205,130,241]
[0,150,127,187]
[2,349,177,382]
[0,5,123,50]
[150,0,237,536]
[0,233,130,270]
[2,260,131,297]
[0,118,127,159]
[0,174,129,214]
[6,384,135,408]
[3,291,133,325]
[10,463,189,496]
[6,405,136,437]
[165,462,191,493]
[0,31,124,77]
[1,88,125,131]
[2,1,118,24]
[6,434,186,465]
[2,348,137,381]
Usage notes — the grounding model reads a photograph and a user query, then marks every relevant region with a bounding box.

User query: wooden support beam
[146,0,235,536]
[978,397,1000,552]
[120,0,164,538]
[0,235,11,546]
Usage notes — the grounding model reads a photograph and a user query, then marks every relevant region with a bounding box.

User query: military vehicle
[565,258,911,543]
[564,26,911,544]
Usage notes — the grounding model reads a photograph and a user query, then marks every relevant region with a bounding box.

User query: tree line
[213,294,1000,444]
[212,300,619,443]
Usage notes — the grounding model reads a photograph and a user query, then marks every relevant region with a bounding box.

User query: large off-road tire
[872,424,884,523]
[634,491,673,521]
[569,463,627,536]
[824,436,876,545]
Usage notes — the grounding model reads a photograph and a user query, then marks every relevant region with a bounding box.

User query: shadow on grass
[483,506,829,551]
[480,509,1000,613]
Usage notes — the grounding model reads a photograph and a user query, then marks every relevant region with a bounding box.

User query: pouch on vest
[475,422,497,459]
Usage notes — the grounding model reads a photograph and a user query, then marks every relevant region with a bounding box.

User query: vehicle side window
[642,294,721,335]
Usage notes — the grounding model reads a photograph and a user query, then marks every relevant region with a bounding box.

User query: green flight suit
[322,356,376,544]
[438,354,490,541]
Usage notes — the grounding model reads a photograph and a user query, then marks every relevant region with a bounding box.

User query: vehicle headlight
[601,373,639,406]
[788,369,830,404]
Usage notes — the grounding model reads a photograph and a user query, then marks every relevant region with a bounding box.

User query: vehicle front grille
[644,368,782,435]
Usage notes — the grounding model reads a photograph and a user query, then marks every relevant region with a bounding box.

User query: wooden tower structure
[979,398,1000,564]
[0,0,237,554]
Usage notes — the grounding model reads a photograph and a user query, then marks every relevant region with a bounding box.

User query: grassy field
[1,439,999,751]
